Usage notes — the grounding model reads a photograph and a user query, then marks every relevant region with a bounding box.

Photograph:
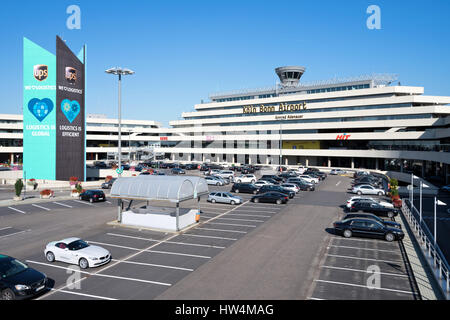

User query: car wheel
[357,191,362,195]
[1,289,15,300]
[235,189,239,193]
[254,198,259,203]
[216,182,220,186]
[385,233,395,242]
[378,191,383,196]
[46,251,55,262]
[253,190,258,194]
[230,200,236,205]
[79,196,82,200]
[276,199,282,205]
[79,258,89,269]
[251,180,255,184]
[343,229,352,238]
[388,211,394,218]
[211,199,216,203]
[89,198,94,203]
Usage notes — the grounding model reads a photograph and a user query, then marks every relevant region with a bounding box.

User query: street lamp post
[105,67,134,223]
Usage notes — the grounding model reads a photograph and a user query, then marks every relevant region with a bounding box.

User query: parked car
[349,200,399,218]
[280,183,300,193]
[101,178,117,189]
[78,190,106,203]
[441,185,450,193]
[217,170,235,181]
[205,176,224,186]
[171,167,186,175]
[298,175,319,184]
[207,192,243,205]
[342,213,401,229]
[286,178,315,191]
[279,172,298,179]
[333,218,404,242]
[330,169,347,175]
[211,175,229,185]
[44,238,111,269]
[261,175,283,183]
[254,180,273,188]
[346,196,394,209]
[352,184,385,196]
[259,177,280,185]
[257,185,295,199]
[251,192,289,204]
[231,183,259,194]
[0,254,48,300]
[234,174,257,184]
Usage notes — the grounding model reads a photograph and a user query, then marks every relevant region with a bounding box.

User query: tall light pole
[105,67,135,177]
[105,67,134,223]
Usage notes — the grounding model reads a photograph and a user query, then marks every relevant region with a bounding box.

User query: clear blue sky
[1,0,450,126]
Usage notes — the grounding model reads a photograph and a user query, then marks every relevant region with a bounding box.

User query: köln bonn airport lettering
[242,102,307,114]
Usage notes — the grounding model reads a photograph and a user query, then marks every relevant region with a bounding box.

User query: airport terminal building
[1,66,449,182]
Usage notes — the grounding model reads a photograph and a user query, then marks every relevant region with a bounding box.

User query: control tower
[275,66,306,87]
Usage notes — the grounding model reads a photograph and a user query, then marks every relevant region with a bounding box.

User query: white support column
[327,157,331,168]
[305,158,309,167]
[351,157,354,169]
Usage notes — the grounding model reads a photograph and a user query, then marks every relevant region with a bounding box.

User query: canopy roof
[109,175,209,202]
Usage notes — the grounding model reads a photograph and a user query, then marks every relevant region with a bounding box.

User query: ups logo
[33,65,48,81]
[65,67,77,84]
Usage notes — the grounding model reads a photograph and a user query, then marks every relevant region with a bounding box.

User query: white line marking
[106,201,112,204]
[106,233,225,249]
[0,229,29,239]
[7,207,26,214]
[226,213,271,218]
[329,244,399,253]
[182,233,237,241]
[309,297,325,300]
[326,254,403,265]
[87,241,211,259]
[206,217,264,223]
[111,259,193,272]
[0,227,12,231]
[234,209,277,213]
[314,279,414,295]
[331,236,398,246]
[196,227,247,234]
[53,201,73,208]
[208,222,256,228]
[26,260,171,286]
[336,181,341,186]
[48,288,117,300]
[32,204,51,211]
[320,265,409,278]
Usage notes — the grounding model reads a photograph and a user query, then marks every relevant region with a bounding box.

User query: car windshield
[68,240,90,251]
[0,257,28,278]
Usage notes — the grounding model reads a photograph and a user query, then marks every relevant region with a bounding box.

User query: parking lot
[0,170,423,300]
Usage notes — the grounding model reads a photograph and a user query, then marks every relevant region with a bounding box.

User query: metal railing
[402,199,450,299]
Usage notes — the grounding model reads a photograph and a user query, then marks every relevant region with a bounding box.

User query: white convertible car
[44,238,111,269]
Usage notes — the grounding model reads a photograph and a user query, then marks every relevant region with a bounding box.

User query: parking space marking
[49,288,117,300]
[72,200,94,206]
[53,201,73,208]
[26,260,172,286]
[330,236,397,245]
[326,254,403,265]
[314,279,414,295]
[111,259,193,272]
[329,244,400,254]
[7,206,26,214]
[0,226,12,231]
[309,297,325,300]
[196,227,247,234]
[207,222,257,228]
[226,213,271,218]
[181,233,237,241]
[87,241,211,259]
[0,229,29,239]
[32,204,52,211]
[320,265,408,278]
[204,216,264,223]
[336,181,341,186]
[233,209,277,213]
[106,233,225,249]
[106,201,112,204]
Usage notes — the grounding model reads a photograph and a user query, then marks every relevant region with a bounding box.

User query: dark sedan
[0,255,48,300]
[171,168,186,174]
[286,178,315,191]
[350,201,399,218]
[333,218,404,242]
[343,213,401,229]
[231,183,259,194]
[257,185,295,198]
[79,190,106,203]
[101,178,117,189]
[251,192,289,204]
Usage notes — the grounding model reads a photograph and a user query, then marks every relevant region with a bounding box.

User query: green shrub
[14,179,23,197]
[75,183,83,193]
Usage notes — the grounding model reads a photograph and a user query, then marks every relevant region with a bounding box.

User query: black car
[93,161,109,169]
[79,190,106,203]
[260,177,280,185]
[343,213,402,229]
[350,200,399,218]
[101,178,117,189]
[231,183,259,194]
[0,254,48,300]
[261,175,283,183]
[286,178,315,191]
[171,167,185,174]
[333,218,404,242]
[184,164,198,170]
[279,172,297,179]
[257,185,295,198]
[251,192,289,204]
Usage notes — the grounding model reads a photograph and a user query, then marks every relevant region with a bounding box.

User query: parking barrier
[401,199,450,299]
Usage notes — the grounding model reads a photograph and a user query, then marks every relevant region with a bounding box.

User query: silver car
[205,176,224,186]
[207,192,242,205]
